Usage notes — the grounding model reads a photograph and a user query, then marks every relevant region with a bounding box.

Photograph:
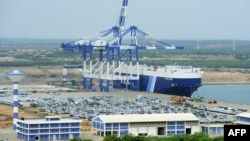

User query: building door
[157,127,165,135]
[53,135,56,140]
[186,128,191,134]
[35,136,39,141]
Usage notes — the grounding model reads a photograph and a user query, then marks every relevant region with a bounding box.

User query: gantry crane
[61,0,183,91]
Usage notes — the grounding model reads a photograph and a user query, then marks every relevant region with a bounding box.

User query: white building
[235,112,250,125]
[201,124,224,137]
[92,113,200,137]
[16,116,82,141]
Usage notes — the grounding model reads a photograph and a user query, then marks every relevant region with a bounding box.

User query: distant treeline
[1,38,250,52]
[0,39,250,69]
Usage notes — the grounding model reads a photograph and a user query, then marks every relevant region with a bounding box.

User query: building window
[120,130,128,137]
[168,122,175,126]
[71,123,79,126]
[113,123,119,130]
[167,131,175,136]
[167,121,185,136]
[177,130,185,135]
[105,123,112,130]
[177,121,184,125]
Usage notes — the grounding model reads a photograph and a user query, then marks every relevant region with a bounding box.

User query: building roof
[94,113,199,123]
[236,112,250,118]
[17,116,82,124]
[200,124,224,127]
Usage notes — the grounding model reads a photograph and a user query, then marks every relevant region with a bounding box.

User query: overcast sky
[0,0,250,40]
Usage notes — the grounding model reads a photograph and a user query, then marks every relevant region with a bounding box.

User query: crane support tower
[61,0,184,92]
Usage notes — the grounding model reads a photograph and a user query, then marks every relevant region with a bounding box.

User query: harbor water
[192,84,250,105]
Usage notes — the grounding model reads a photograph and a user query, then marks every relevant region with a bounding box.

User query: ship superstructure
[61,0,202,97]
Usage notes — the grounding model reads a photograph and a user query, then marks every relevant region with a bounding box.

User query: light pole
[7,70,25,131]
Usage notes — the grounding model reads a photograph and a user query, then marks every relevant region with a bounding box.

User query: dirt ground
[203,71,250,84]
[0,105,64,131]
[0,105,40,128]
[0,104,99,141]
[0,105,48,141]
[0,104,92,131]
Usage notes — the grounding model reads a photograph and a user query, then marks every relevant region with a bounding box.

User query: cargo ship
[112,64,203,97]
[61,0,203,97]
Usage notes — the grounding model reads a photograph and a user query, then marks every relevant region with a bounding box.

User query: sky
[0,0,250,40]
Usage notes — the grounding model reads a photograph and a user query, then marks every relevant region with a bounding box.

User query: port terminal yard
[1,84,249,121]
[1,84,250,140]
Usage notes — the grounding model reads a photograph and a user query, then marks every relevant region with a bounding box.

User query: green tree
[131,136,144,141]
[212,136,224,141]
[103,135,121,141]
[121,134,134,141]
[70,138,93,141]
[187,132,212,141]
[167,134,187,141]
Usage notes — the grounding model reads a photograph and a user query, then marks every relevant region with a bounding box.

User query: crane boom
[61,0,185,92]
[118,0,129,32]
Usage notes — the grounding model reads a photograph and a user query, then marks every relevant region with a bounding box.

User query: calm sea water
[192,84,250,105]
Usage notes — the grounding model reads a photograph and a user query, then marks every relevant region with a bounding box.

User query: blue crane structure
[61,0,184,91]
